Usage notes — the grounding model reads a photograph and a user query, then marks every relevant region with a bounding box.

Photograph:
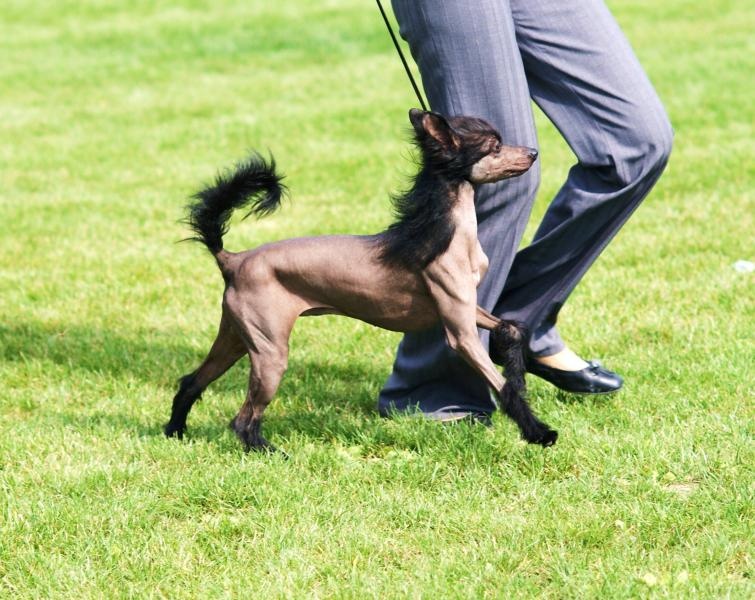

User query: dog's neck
[414,169,466,205]
[377,167,472,269]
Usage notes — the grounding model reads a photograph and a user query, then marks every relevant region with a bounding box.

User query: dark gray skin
[166,111,543,452]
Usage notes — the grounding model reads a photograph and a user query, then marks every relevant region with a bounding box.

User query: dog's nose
[528,149,539,160]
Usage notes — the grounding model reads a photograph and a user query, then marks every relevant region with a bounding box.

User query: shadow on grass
[50,360,387,447]
[0,320,382,389]
[0,321,203,384]
[1,320,548,453]
[0,319,393,447]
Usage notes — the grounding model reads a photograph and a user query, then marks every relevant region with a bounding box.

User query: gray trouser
[378,0,673,414]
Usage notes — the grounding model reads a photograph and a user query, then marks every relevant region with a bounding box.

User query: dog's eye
[493,142,502,153]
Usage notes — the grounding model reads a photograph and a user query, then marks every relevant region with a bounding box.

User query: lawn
[0,0,752,597]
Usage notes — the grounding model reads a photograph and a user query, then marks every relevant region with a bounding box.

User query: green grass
[1,0,753,597]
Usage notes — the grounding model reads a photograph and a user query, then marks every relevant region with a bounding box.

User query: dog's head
[409,108,537,184]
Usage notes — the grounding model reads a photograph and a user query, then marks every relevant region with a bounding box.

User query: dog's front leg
[422,257,505,394]
[422,258,557,446]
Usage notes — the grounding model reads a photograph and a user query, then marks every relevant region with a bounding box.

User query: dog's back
[223,234,439,332]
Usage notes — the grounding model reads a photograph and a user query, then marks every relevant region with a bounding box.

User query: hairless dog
[165,109,557,452]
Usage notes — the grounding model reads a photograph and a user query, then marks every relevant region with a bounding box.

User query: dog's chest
[452,185,489,282]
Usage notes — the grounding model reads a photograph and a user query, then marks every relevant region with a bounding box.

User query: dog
[165,109,558,452]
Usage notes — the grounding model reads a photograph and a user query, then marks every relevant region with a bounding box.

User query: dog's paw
[538,429,558,447]
[164,423,185,439]
[522,425,558,447]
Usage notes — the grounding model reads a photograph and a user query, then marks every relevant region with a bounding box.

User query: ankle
[533,348,589,371]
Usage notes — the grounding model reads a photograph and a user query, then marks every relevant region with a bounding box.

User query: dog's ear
[408,108,426,131]
[409,109,460,150]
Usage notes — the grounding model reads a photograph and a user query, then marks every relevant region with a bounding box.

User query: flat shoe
[526,359,623,394]
[378,401,492,425]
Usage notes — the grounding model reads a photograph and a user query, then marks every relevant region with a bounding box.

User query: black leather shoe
[526,359,623,394]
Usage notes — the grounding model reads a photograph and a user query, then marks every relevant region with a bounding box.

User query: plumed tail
[185,152,286,255]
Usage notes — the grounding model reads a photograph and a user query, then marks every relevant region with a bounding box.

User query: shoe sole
[378,406,492,425]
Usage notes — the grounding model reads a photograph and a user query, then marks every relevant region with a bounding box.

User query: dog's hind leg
[490,319,556,446]
[475,306,556,446]
[225,286,302,453]
[477,307,527,391]
[231,345,289,453]
[477,306,526,388]
[165,310,246,439]
[475,305,500,330]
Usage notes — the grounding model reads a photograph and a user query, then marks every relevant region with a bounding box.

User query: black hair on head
[377,111,500,269]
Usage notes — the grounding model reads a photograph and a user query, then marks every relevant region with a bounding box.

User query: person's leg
[379,0,539,416]
[495,0,673,365]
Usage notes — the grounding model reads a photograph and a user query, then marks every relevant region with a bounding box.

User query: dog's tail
[185,152,286,256]
[491,320,558,447]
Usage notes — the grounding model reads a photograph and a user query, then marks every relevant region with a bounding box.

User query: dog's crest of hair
[379,169,456,269]
[377,129,460,269]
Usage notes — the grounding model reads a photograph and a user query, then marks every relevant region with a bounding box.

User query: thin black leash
[375,0,428,111]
